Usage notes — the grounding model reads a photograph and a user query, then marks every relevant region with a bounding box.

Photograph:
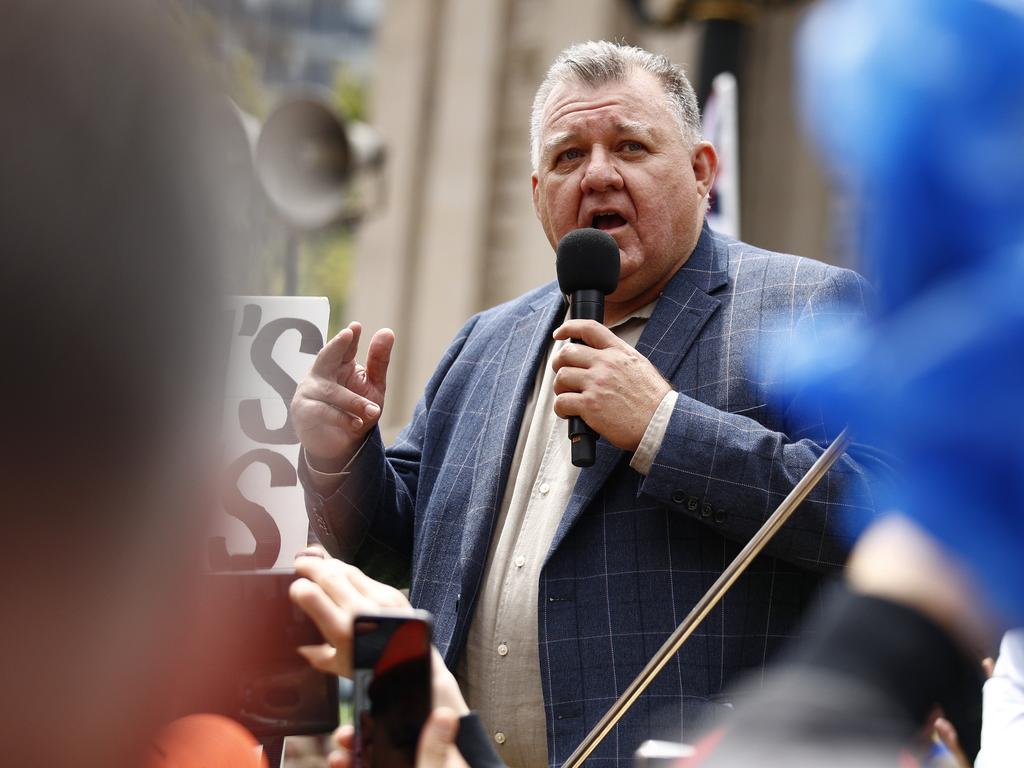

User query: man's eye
[558,148,583,163]
[620,141,645,153]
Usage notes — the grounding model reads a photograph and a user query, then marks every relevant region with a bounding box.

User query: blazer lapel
[548,223,730,557]
[636,223,728,383]
[458,287,564,594]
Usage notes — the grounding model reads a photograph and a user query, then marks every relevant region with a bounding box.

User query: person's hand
[326,709,469,768]
[289,548,409,678]
[551,319,671,452]
[290,321,395,476]
[289,548,470,715]
[934,716,970,768]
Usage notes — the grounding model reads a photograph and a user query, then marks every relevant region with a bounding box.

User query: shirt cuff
[629,390,678,476]
[303,439,366,496]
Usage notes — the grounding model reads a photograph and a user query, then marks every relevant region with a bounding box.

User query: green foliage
[301,229,353,339]
[332,65,369,123]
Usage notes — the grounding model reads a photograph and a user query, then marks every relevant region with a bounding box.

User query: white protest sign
[213,296,330,571]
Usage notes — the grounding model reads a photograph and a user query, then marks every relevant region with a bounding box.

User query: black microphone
[555,228,621,468]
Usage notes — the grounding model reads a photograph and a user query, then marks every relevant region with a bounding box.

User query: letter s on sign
[239,317,324,445]
[209,448,296,570]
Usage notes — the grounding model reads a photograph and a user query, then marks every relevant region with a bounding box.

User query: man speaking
[291,42,891,767]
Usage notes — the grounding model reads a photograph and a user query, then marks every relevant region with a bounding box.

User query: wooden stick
[561,428,853,768]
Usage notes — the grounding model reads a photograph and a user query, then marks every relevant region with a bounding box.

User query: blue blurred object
[790,0,1024,622]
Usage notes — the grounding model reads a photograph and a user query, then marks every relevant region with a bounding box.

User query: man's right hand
[291,321,395,475]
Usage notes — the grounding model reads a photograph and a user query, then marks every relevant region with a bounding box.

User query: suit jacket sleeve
[300,315,480,586]
[638,268,894,571]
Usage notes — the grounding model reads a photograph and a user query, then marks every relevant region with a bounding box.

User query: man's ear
[691,141,718,199]
[531,173,541,220]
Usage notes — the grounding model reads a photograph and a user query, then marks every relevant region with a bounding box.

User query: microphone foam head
[556,227,621,295]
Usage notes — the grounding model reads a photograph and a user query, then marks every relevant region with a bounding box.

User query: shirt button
[539,482,551,495]
[514,555,525,568]
[494,732,506,745]
[497,643,509,656]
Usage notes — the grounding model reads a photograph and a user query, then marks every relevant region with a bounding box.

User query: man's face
[532,70,717,309]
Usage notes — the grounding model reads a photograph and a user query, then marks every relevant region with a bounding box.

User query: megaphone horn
[255,96,377,231]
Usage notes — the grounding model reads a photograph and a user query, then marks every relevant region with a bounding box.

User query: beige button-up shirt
[452,302,676,767]
[308,302,678,768]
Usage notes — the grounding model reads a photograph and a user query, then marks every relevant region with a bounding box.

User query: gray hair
[530,40,702,171]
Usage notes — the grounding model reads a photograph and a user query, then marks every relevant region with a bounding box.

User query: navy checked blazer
[303,224,894,766]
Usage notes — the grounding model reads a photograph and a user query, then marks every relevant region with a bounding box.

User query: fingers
[344,566,410,609]
[295,544,329,559]
[553,392,586,419]
[294,556,409,620]
[291,556,418,681]
[308,379,381,421]
[934,717,969,768]
[333,724,355,750]
[365,328,395,392]
[328,725,355,768]
[288,577,355,675]
[341,322,362,365]
[551,341,597,372]
[312,323,360,378]
[552,366,587,396]
[415,708,464,768]
[293,398,362,433]
[296,643,340,675]
[553,319,622,349]
[294,557,380,616]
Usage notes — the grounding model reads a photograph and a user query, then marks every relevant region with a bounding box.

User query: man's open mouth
[591,212,627,231]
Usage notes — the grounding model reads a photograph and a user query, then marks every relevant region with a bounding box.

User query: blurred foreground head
[0,0,230,765]
[791,0,1024,625]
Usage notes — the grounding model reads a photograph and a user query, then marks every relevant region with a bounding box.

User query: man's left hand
[552,319,672,452]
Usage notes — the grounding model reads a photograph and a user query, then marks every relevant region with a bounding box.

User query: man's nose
[581,146,623,193]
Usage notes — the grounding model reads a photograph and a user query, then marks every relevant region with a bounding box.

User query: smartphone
[190,569,340,738]
[352,611,433,768]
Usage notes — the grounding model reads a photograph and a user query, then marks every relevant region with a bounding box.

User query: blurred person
[292,40,894,765]
[0,0,241,765]
[688,517,991,768]
[669,0,1024,765]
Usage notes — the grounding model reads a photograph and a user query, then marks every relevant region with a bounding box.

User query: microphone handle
[567,289,604,468]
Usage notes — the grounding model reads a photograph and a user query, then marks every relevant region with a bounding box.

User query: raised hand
[290,321,395,475]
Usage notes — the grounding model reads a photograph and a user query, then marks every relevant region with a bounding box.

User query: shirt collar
[608,297,658,330]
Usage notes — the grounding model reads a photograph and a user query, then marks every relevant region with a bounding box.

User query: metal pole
[284,231,299,296]
[562,428,852,768]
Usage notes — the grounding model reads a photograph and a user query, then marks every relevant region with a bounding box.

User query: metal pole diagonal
[562,428,853,768]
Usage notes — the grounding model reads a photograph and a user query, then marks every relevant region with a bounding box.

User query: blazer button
[671,490,686,504]
[701,502,713,519]
[687,496,700,512]
[713,508,727,524]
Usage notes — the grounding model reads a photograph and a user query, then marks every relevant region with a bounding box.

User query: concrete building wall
[351,0,834,436]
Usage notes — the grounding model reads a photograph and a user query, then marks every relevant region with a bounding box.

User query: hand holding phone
[290,551,412,678]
